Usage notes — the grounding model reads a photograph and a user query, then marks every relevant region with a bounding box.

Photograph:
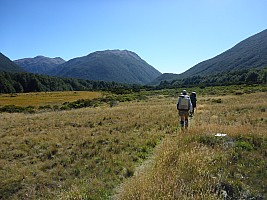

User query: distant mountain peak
[48,49,161,84]
[88,49,143,61]
[11,50,161,84]
[34,55,46,59]
[14,56,66,74]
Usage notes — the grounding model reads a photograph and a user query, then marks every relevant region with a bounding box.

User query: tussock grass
[115,136,218,199]
[0,96,178,199]
[1,90,266,199]
[116,92,267,199]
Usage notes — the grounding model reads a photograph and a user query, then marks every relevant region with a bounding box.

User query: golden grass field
[116,92,267,199]
[0,90,266,199]
[0,91,101,107]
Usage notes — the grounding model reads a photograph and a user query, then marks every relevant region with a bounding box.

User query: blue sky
[1,0,266,74]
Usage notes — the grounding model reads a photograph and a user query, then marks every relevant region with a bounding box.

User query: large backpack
[178,96,189,110]
[190,93,196,104]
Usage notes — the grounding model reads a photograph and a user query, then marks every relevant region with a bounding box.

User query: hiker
[190,92,197,116]
[177,90,192,129]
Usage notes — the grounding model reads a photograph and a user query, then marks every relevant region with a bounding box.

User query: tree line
[0,72,137,93]
[158,67,267,89]
[1,67,266,94]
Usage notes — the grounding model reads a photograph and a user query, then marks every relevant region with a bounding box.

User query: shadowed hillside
[48,50,162,84]
[181,29,267,77]
[0,53,24,73]
[151,29,267,85]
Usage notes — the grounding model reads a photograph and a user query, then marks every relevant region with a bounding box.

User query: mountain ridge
[14,56,65,74]
[150,28,267,85]
[47,50,161,85]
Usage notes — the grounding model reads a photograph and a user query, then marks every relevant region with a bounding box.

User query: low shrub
[0,105,35,113]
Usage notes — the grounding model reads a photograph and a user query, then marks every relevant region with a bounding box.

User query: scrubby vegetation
[0,85,266,199]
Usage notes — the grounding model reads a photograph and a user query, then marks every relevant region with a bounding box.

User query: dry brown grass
[0,91,266,199]
[115,92,267,199]
[0,96,178,199]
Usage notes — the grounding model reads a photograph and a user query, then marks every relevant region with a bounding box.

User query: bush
[212,98,222,103]
[60,105,70,110]
[235,141,254,151]
[0,105,35,113]
[109,100,119,107]
[39,105,52,110]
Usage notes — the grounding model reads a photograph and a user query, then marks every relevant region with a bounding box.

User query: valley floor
[0,91,266,199]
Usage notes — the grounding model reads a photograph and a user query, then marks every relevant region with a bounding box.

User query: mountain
[48,50,162,84]
[151,29,267,85]
[14,56,65,74]
[0,53,24,73]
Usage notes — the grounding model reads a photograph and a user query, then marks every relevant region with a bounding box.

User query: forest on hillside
[158,67,267,89]
[0,72,137,94]
[0,67,266,94]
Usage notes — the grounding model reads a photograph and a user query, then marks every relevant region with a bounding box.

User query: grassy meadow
[0,91,102,107]
[0,86,266,199]
[0,93,176,199]
[116,92,267,199]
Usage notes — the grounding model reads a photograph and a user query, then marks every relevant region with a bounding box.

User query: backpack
[178,96,189,110]
[190,93,197,104]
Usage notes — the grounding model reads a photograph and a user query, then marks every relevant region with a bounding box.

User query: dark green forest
[0,67,266,94]
[0,72,136,94]
[158,67,267,89]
